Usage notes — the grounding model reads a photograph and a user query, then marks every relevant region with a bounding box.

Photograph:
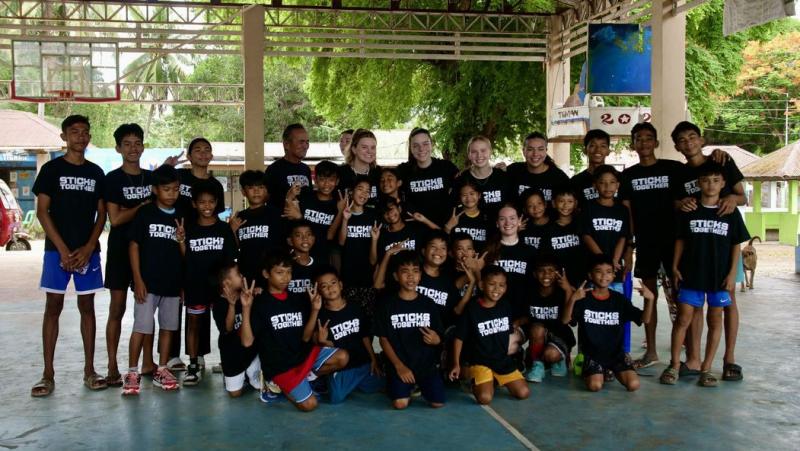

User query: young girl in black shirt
[445,180,491,252]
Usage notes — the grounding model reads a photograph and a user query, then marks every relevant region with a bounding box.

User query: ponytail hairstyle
[346,129,378,168]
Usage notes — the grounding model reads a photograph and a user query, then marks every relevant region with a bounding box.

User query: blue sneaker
[259,389,286,404]
[551,359,567,377]
[524,361,545,383]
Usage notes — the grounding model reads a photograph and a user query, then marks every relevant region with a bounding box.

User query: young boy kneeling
[450,265,530,405]
[562,254,654,392]
[374,250,446,410]
[314,266,384,403]
[212,262,260,397]
[240,252,349,411]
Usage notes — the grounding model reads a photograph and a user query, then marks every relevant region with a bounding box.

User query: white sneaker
[197,356,205,371]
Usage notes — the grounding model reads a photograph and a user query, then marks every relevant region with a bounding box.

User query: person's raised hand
[162,151,186,167]
[317,319,330,344]
[307,282,322,311]
[229,212,246,233]
[571,280,588,301]
[174,218,186,243]
[370,221,381,241]
[240,277,256,308]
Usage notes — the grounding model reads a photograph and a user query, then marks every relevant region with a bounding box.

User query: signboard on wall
[548,105,651,141]
[587,23,652,95]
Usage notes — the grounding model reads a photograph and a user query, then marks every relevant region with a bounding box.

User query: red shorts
[272,346,322,394]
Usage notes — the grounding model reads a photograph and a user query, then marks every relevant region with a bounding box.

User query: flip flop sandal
[698,371,718,387]
[659,367,678,385]
[633,355,657,369]
[31,378,55,397]
[84,373,108,391]
[679,361,700,377]
[722,363,743,381]
[105,373,123,387]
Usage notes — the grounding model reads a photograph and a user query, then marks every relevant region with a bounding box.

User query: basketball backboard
[11,40,120,102]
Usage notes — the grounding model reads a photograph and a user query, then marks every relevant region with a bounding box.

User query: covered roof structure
[0,109,63,151]
[741,140,800,181]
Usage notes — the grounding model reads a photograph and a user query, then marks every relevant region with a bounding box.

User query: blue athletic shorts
[287,347,339,403]
[40,251,104,295]
[386,371,445,404]
[735,257,745,283]
[328,363,384,404]
[677,288,732,308]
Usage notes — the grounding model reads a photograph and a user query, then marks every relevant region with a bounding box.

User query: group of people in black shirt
[30,116,749,411]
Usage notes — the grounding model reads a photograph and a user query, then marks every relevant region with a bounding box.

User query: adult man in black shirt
[265,123,312,211]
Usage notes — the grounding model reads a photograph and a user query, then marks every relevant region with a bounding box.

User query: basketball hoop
[47,90,77,102]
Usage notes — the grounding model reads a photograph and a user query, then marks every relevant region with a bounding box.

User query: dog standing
[741,236,760,292]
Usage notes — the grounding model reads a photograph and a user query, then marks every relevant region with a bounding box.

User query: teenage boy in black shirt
[284,160,340,263]
[570,129,612,208]
[124,165,184,395]
[374,251,446,410]
[620,122,684,369]
[265,123,312,211]
[661,164,749,387]
[240,252,349,412]
[231,170,287,284]
[579,165,631,291]
[181,179,238,386]
[562,254,654,392]
[314,266,383,404]
[31,115,107,397]
[671,121,746,380]
[450,265,530,405]
[505,132,570,204]
[213,262,260,397]
[103,123,153,386]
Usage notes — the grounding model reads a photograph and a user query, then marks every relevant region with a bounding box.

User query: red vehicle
[0,179,31,251]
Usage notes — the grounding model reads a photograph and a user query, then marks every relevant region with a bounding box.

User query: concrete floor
[0,274,798,450]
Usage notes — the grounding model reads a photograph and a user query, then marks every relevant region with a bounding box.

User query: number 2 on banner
[600,112,652,125]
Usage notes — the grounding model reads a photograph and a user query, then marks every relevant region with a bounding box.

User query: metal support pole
[242,5,265,171]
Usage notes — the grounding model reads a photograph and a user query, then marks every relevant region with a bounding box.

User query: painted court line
[480,404,540,451]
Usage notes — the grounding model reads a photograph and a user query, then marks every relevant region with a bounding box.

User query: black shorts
[546,325,576,358]
[582,354,634,377]
[634,237,675,279]
[104,241,133,290]
[386,371,445,403]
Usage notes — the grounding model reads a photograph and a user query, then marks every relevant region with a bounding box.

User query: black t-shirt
[452,211,492,252]
[505,163,570,204]
[212,298,258,377]
[525,286,575,347]
[337,165,381,201]
[548,221,587,287]
[103,167,152,256]
[520,222,551,251]
[572,291,643,364]
[376,223,423,263]
[235,205,287,282]
[397,159,458,226]
[129,203,183,296]
[299,192,338,258]
[417,270,460,325]
[454,298,517,374]
[184,220,238,305]
[265,158,312,210]
[493,241,537,314]
[341,209,377,288]
[176,168,225,220]
[288,258,317,295]
[619,159,683,243]
[32,156,105,252]
[673,158,744,200]
[373,293,444,377]
[453,169,507,215]
[676,206,750,291]
[318,302,371,369]
[570,169,598,209]
[250,291,313,379]
[578,201,630,269]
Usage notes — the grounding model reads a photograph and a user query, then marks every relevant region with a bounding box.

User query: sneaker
[524,361,545,383]
[153,367,180,391]
[259,389,286,404]
[184,364,201,386]
[410,386,422,398]
[551,359,568,377]
[167,357,186,372]
[573,353,584,377]
[197,356,205,371]
[122,372,140,396]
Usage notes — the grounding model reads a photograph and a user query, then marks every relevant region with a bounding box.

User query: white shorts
[223,356,261,393]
